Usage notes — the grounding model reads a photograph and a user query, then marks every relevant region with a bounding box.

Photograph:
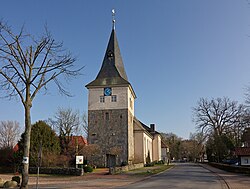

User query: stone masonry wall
[113,163,144,173]
[29,167,83,176]
[88,109,130,167]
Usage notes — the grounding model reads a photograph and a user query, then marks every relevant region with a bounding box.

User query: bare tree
[245,86,250,106]
[80,144,100,165]
[82,112,88,138]
[243,86,250,126]
[188,132,206,161]
[192,97,245,138]
[161,132,183,160]
[0,120,20,148]
[49,107,85,154]
[0,21,82,188]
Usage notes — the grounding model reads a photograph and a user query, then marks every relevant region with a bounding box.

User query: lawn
[125,164,173,176]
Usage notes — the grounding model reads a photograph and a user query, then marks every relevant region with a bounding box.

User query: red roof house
[68,136,88,147]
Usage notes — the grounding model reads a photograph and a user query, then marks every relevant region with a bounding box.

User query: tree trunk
[20,102,32,189]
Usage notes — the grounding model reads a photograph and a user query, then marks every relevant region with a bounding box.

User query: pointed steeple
[86,29,130,87]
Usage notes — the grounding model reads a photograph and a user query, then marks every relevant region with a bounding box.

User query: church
[85,13,164,167]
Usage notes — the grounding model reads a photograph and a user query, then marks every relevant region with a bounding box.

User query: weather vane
[112,9,116,30]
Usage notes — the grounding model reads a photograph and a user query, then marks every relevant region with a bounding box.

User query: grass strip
[127,164,173,176]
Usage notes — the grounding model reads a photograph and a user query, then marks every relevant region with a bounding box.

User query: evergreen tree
[18,121,60,166]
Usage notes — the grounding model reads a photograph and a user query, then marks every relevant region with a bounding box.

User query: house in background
[68,136,88,154]
[161,141,169,163]
[68,136,87,148]
[235,147,250,166]
[85,15,163,167]
[235,128,250,166]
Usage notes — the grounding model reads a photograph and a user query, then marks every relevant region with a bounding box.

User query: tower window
[105,112,109,121]
[100,96,105,103]
[111,95,117,102]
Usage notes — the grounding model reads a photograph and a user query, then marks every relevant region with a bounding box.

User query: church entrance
[106,154,116,168]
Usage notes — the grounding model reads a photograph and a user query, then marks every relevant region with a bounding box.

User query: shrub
[145,161,158,167]
[146,151,151,164]
[83,159,88,165]
[145,162,154,167]
[19,121,61,167]
[84,165,93,173]
[121,161,128,166]
[156,160,164,165]
[12,176,20,185]
[0,147,15,167]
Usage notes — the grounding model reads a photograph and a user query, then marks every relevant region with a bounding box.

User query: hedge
[29,167,84,176]
[209,162,250,175]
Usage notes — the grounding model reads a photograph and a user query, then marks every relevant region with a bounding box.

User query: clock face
[104,87,112,96]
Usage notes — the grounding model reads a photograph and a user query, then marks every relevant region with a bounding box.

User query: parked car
[222,159,239,165]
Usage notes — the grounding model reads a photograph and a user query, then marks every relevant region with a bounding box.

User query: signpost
[36,143,42,189]
[76,156,84,168]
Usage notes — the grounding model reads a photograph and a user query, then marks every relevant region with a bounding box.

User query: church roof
[133,117,161,138]
[86,29,130,88]
[139,121,161,135]
[133,117,153,139]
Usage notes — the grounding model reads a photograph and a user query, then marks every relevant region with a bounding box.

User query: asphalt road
[2,163,248,188]
[116,163,227,189]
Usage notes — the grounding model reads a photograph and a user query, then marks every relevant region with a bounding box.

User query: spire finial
[112,9,116,30]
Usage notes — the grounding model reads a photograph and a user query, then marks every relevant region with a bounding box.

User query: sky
[1,0,250,139]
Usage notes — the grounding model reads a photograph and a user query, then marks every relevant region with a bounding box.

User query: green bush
[12,176,20,185]
[145,161,156,167]
[146,151,151,164]
[209,162,250,175]
[84,165,93,173]
[121,161,128,166]
[156,160,164,165]
[83,159,88,165]
[145,160,163,167]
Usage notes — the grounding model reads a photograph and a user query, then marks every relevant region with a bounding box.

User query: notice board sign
[76,156,84,164]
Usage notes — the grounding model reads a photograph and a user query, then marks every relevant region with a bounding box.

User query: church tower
[85,11,136,167]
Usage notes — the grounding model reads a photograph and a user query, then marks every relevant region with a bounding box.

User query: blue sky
[1,0,250,139]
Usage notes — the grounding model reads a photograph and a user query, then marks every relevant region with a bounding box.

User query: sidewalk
[30,168,140,189]
[1,166,170,189]
[200,164,250,189]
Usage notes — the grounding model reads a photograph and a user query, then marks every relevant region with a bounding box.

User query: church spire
[86,10,131,88]
[112,9,116,30]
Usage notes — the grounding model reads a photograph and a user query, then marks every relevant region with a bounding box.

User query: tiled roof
[235,147,250,156]
[69,136,87,147]
[139,121,160,135]
[133,117,161,137]
[13,144,19,152]
[133,118,153,139]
